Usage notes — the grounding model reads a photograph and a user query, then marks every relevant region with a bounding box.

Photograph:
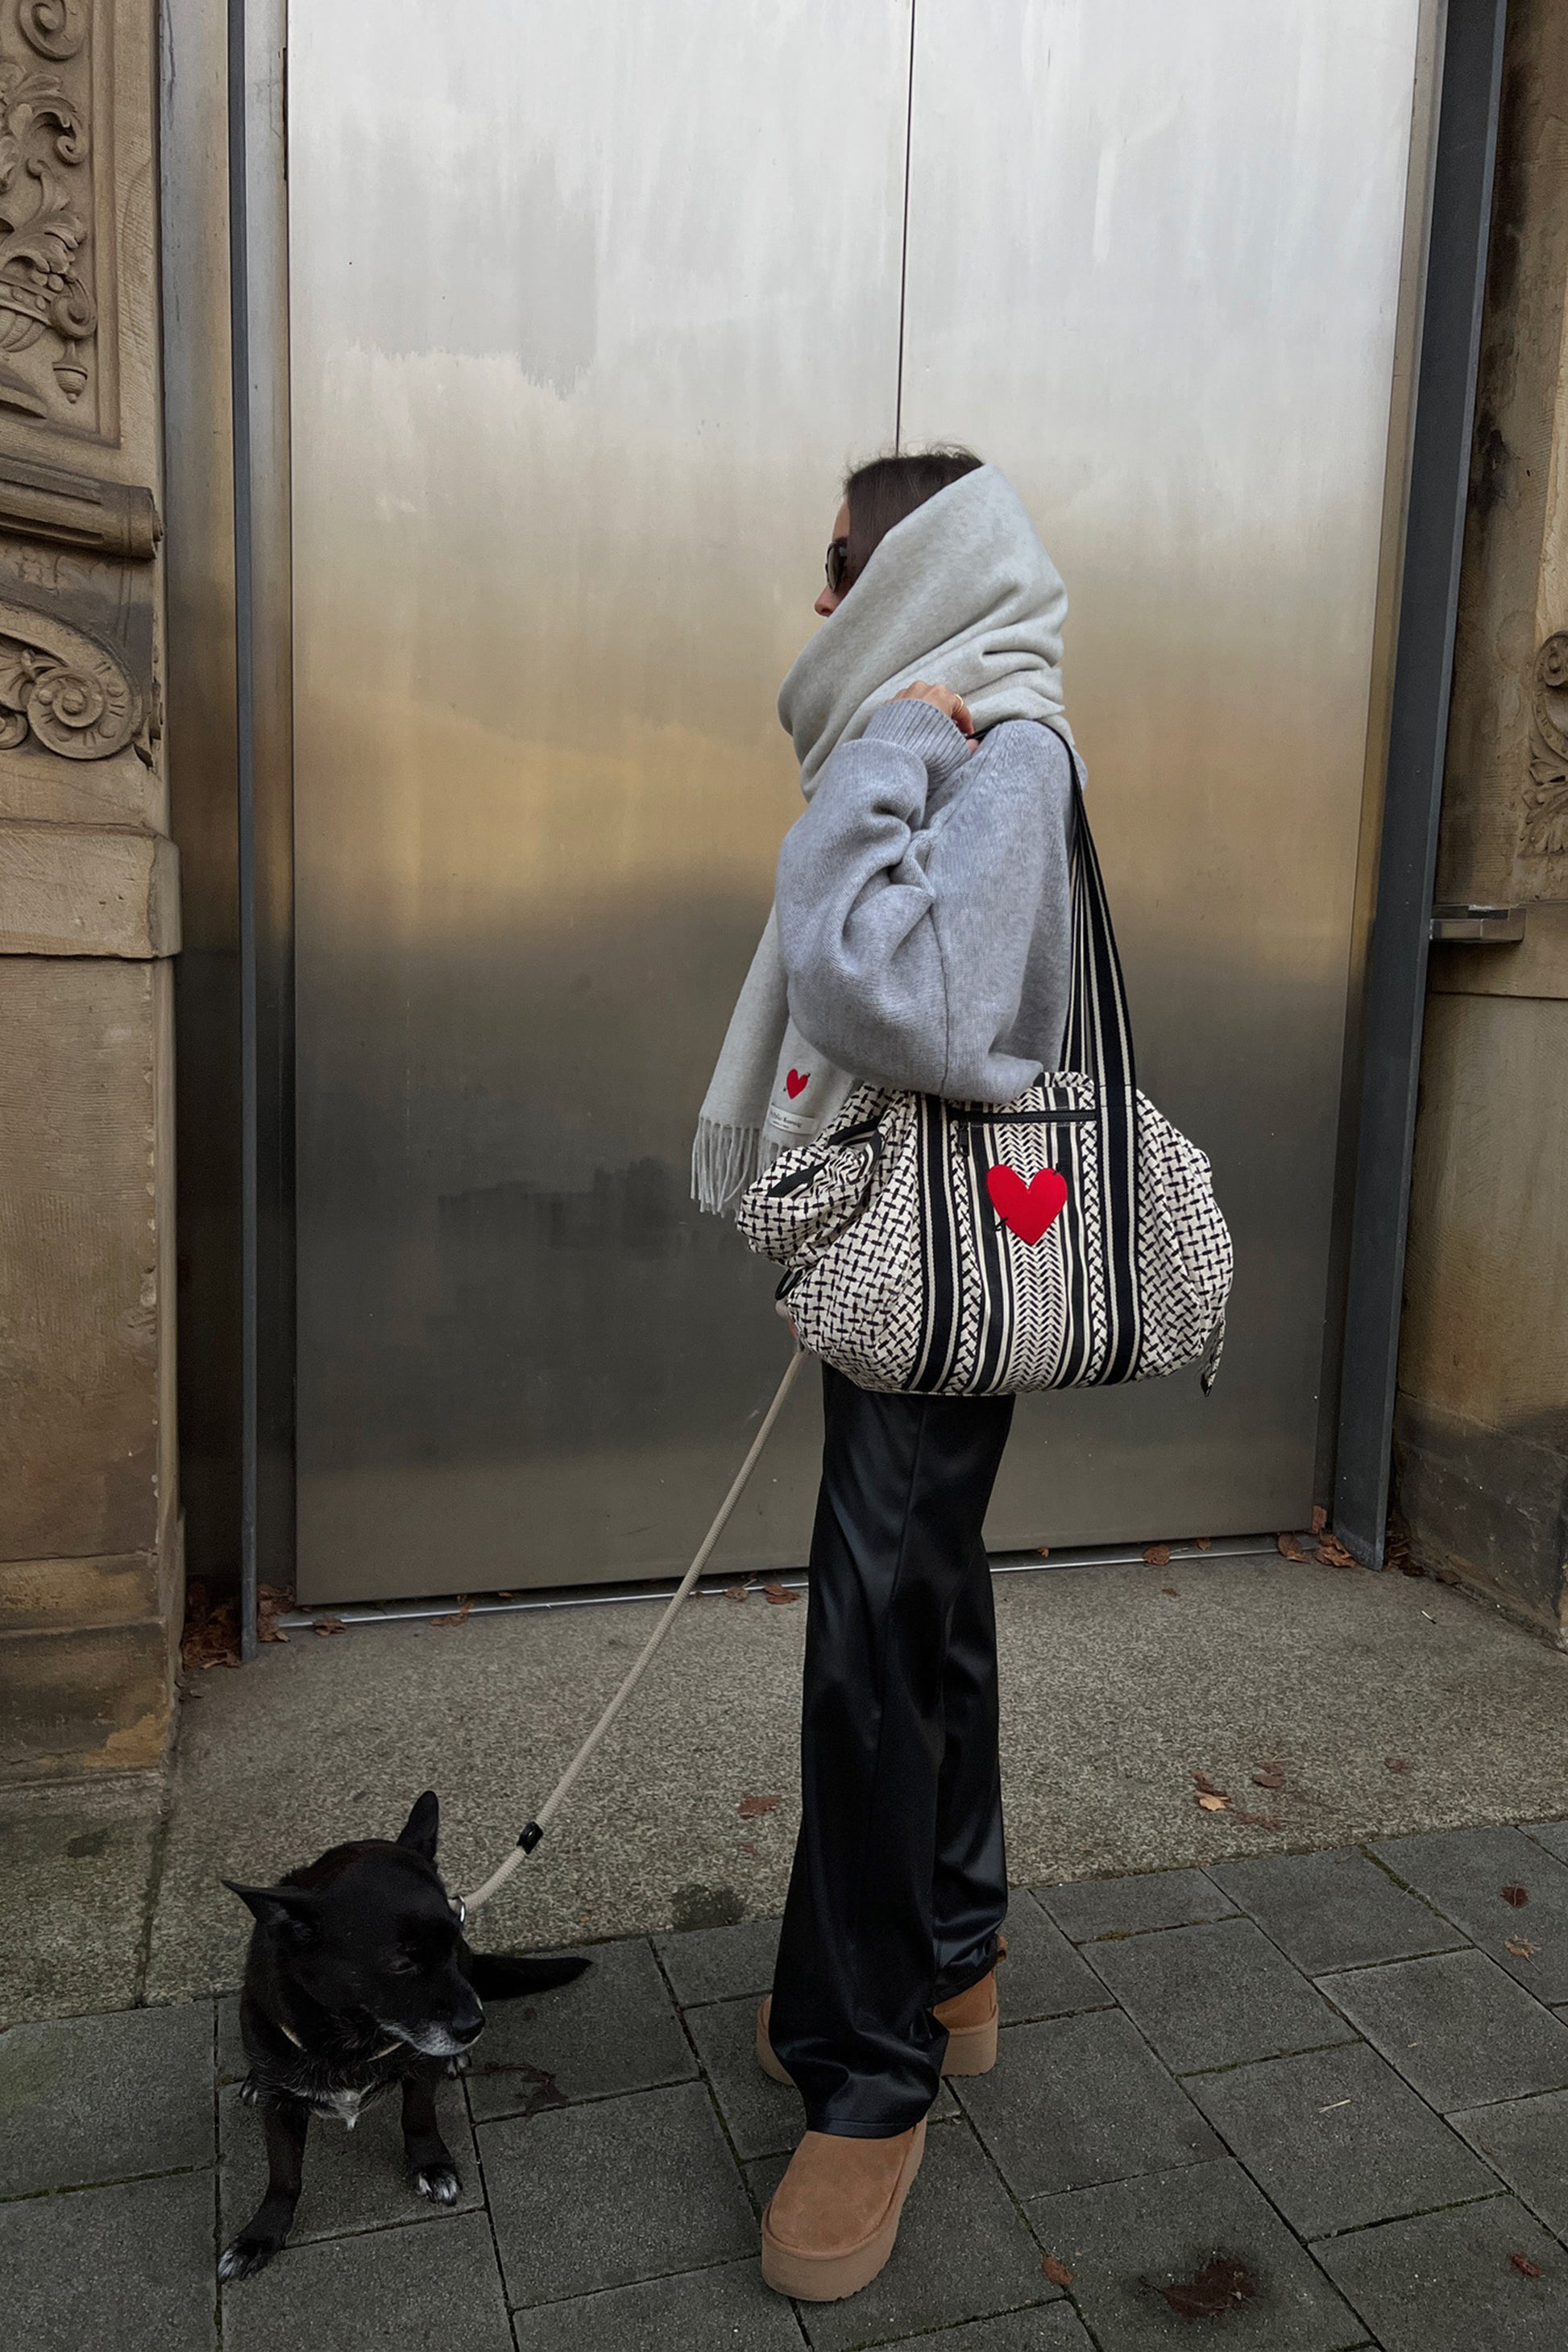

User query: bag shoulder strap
[1060,761,1138,1100]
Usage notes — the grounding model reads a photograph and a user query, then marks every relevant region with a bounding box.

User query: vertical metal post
[1334,0,1508,1565]
[227,1,295,1651]
[226,0,258,1656]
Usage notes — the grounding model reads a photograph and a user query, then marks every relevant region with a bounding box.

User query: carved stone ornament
[0,0,95,420]
[1524,633,1568,857]
[0,591,142,758]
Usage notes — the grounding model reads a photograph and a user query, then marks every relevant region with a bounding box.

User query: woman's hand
[894,680,975,740]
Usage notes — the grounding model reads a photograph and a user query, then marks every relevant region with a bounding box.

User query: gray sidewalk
[6,1823,1568,2350]
[10,1543,1568,2028]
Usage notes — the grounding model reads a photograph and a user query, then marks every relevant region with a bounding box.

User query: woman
[694,450,1077,2301]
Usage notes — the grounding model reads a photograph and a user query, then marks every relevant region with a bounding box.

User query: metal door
[289,1,1428,1600]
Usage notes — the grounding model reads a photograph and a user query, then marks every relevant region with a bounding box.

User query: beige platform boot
[760,2119,927,2300]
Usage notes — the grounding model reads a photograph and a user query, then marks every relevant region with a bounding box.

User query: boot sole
[756,1997,998,2086]
[761,2118,926,2301]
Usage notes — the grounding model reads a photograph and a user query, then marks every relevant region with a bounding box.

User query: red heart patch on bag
[786,1068,809,1099]
[985,1163,1068,1244]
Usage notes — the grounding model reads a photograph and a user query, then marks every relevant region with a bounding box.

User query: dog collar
[277,2020,400,2063]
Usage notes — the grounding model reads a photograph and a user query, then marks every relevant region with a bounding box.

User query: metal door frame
[161,0,1488,1646]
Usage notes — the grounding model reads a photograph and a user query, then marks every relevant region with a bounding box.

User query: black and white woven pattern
[735,778,1231,1397]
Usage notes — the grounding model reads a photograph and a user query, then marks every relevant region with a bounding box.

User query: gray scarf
[692,463,1076,1215]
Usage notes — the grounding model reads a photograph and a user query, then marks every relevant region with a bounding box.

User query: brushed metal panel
[288,1,911,1599]
[898,0,1425,1547]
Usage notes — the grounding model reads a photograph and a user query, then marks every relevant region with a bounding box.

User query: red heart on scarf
[786,1068,809,1099]
[985,1163,1068,1244]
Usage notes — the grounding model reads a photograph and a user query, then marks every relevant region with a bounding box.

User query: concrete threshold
[276,1530,1276,1630]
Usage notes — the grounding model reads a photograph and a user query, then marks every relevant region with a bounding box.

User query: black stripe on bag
[911,1094,962,1392]
[1062,773,1143,1384]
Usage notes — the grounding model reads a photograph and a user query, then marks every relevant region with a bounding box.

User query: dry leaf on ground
[1502,1884,1530,1908]
[1196,1537,1212,1550]
[312,1616,346,1637]
[1276,1531,1311,1562]
[1233,1810,1287,1831]
[1505,1936,1539,1960]
[737,1840,758,1858]
[256,1583,292,1644]
[1511,2253,1544,2279]
[1192,1770,1229,1798]
[1312,1505,1328,1534]
[738,1793,782,1819]
[1317,1537,1356,1568]
[1162,1586,1180,1598]
[1158,2256,1255,2321]
[1037,1545,1051,1559]
[724,1583,749,1603]
[1252,1762,1287,1790]
[180,1583,241,1671]
[1384,1757,1411,1773]
[764,1583,799,1605]
[1143,1543,1172,1566]
[431,1597,474,1628]
[1041,2255,1074,2287]
[1197,1793,1230,1813]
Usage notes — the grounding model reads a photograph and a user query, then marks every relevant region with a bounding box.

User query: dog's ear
[224,1881,321,1939]
[396,1790,439,1862]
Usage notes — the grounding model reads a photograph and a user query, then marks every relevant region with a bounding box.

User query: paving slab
[1035,1867,1236,1945]
[744,2117,1060,2352]
[997,1888,1115,2018]
[509,2255,804,2350]
[220,2073,481,2245]
[955,2009,1220,2198]
[465,1935,695,2120]
[1209,1847,1463,1976]
[481,2079,755,2308]
[0,1775,164,2024]
[1450,2089,1568,2240]
[1083,1918,1356,2076]
[221,2204,513,2351]
[1314,2192,1567,2352]
[0,2169,217,2352]
[217,1992,246,2083]
[0,2000,214,2195]
[1026,2155,1364,2351]
[893,2308,1097,2350]
[654,1915,782,2007]
[1319,1948,1568,2112]
[1523,1820,1568,1865]
[1373,1826,1568,2000]
[1187,2039,1498,2241]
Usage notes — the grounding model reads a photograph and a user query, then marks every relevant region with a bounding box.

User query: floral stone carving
[0,593,142,758]
[0,0,96,420]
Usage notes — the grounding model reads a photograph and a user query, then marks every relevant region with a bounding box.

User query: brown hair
[841,446,983,587]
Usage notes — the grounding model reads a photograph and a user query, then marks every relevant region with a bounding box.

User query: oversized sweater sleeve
[774,699,1074,1100]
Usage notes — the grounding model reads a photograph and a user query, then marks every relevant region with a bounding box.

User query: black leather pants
[769,1363,1014,2136]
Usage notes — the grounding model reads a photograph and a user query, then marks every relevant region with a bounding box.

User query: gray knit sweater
[774,697,1075,1101]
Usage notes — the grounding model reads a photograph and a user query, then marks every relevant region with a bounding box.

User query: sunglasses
[824,537,853,595]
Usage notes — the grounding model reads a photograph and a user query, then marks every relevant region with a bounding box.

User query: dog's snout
[451,2010,484,2047]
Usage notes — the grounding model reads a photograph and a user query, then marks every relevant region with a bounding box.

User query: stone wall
[0,0,181,1774]
[1396,0,1568,1641]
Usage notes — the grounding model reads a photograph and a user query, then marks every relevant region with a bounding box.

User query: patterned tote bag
[734,779,1232,1397]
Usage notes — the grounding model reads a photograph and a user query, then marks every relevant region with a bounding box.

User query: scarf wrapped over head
[691,463,1076,1214]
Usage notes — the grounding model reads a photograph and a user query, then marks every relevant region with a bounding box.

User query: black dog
[219,1791,587,2280]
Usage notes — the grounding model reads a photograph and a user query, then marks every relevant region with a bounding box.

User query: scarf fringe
[691,1118,762,1217]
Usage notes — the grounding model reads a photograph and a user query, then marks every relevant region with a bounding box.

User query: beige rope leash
[463,1343,808,1914]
